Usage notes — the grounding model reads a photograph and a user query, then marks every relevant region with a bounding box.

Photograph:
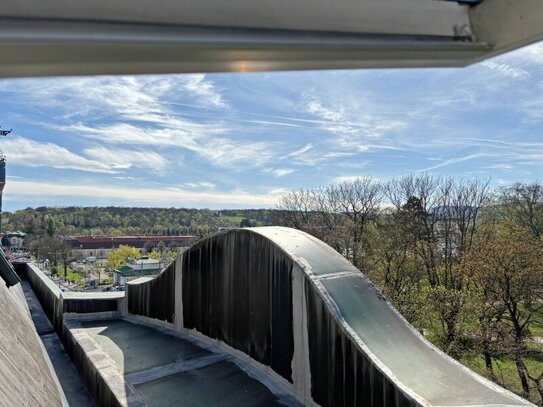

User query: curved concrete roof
[247,227,532,406]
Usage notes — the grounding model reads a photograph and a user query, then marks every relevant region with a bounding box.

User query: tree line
[276,175,543,405]
[4,207,275,237]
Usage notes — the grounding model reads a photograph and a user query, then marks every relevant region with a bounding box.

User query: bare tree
[385,174,441,286]
[331,177,383,270]
[310,185,347,252]
[499,182,543,239]
[277,179,383,261]
[371,213,425,324]
[277,189,318,234]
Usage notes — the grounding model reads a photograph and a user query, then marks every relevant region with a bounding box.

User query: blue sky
[0,41,542,210]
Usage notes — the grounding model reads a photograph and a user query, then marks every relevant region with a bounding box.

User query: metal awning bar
[0,0,541,76]
[0,19,490,77]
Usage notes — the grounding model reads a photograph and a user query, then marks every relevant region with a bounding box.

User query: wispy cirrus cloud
[283,143,356,166]
[0,74,228,119]
[1,137,120,174]
[180,74,229,109]
[303,97,406,152]
[263,168,294,177]
[421,153,502,172]
[182,181,216,189]
[83,146,169,173]
[481,61,531,80]
[1,74,262,172]
[64,120,278,169]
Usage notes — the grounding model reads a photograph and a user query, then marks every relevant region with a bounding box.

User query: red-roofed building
[65,235,198,259]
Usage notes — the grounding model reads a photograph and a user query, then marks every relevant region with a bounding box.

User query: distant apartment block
[113,257,163,286]
[1,231,27,249]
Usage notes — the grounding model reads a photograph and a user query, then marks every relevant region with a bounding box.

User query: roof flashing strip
[0,249,20,288]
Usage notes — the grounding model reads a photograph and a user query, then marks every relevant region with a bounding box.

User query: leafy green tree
[148,250,161,260]
[106,245,141,269]
[240,218,253,227]
[157,240,167,254]
[462,222,543,398]
[369,216,425,325]
[1,235,10,248]
[46,218,56,237]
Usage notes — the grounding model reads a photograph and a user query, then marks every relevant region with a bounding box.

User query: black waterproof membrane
[128,261,175,323]
[182,230,294,382]
[0,247,20,287]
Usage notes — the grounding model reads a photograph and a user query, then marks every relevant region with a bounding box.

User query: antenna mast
[0,125,10,237]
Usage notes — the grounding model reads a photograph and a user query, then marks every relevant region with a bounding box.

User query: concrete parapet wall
[17,263,124,337]
[62,320,129,407]
[0,266,64,406]
[21,263,65,334]
[14,263,128,406]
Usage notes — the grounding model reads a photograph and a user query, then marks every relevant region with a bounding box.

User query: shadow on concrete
[79,319,284,406]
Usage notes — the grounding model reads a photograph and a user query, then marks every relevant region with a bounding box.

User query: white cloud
[2,74,266,170]
[306,100,344,122]
[1,136,170,174]
[266,187,290,195]
[0,75,227,119]
[198,138,278,167]
[5,180,283,207]
[509,41,543,65]
[64,122,207,148]
[484,163,513,170]
[304,97,406,151]
[182,182,216,189]
[421,153,499,172]
[287,143,314,158]
[283,143,356,166]
[64,119,277,169]
[481,61,531,80]
[263,168,294,177]
[83,146,168,173]
[1,137,119,174]
[180,74,228,109]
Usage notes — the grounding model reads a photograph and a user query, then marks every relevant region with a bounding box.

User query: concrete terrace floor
[68,319,286,406]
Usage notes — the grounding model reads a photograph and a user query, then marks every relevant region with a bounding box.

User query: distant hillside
[3,206,279,237]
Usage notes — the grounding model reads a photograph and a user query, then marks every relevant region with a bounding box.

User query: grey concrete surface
[135,360,284,407]
[0,280,63,406]
[70,319,283,406]
[40,333,95,407]
[22,279,54,335]
[21,279,94,407]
